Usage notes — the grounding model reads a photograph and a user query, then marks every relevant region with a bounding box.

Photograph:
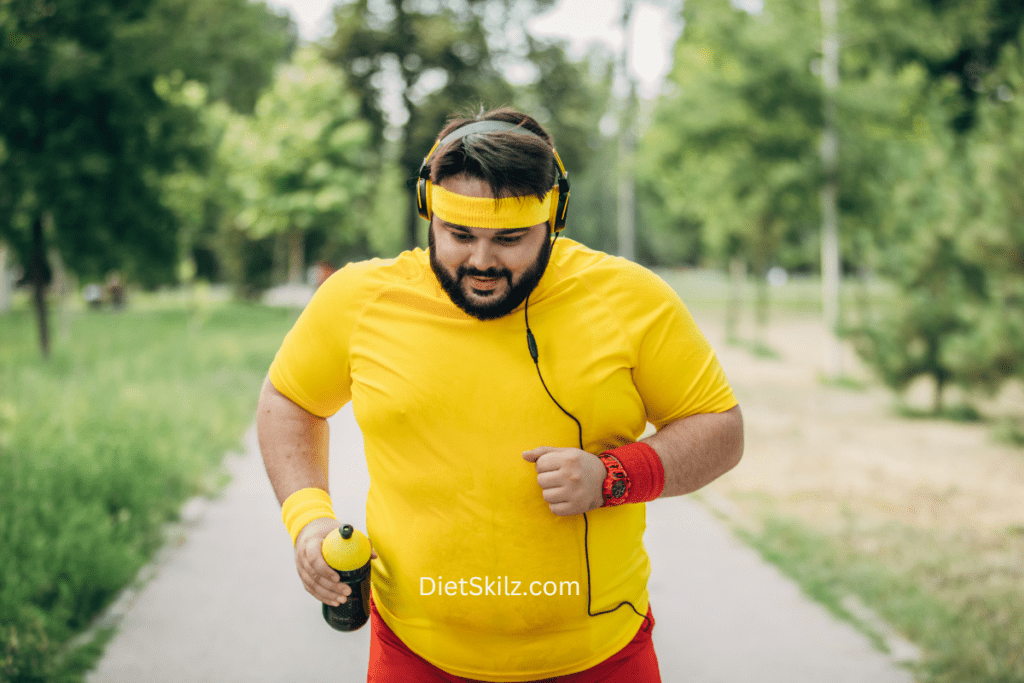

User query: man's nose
[466,238,499,272]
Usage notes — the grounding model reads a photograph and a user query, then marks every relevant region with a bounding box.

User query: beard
[429,227,553,321]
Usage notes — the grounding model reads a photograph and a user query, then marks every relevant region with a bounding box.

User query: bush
[0,303,295,682]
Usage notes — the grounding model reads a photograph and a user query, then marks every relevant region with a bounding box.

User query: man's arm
[256,375,355,607]
[523,405,744,515]
[257,374,330,505]
[644,404,744,498]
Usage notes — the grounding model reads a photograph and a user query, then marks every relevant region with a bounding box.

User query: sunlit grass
[736,509,1024,683]
[0,300,296,682]
[653,268,898,317]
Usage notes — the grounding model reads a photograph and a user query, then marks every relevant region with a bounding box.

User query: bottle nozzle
[322,524,372,571]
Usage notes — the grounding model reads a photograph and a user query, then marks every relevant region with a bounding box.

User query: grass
[993,417,1024,447]
[651,267,898,317]
[817,372,869,390]
[894,402,984,423]
[732,338,783,360]
[733,505,1024,683]
[0,298,296,683]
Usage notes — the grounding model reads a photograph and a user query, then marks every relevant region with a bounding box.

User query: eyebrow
[442,221,530,237]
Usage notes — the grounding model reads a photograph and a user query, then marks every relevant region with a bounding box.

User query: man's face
[428,175,552,321]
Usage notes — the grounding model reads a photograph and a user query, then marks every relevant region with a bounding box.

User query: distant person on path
[257,107,744,682]
[105,271,125,309]
[313,260,336,288]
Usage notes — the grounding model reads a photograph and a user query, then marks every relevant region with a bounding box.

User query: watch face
[611,480,627,499]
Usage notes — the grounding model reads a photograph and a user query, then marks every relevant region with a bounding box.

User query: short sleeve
[614,265,737,428]
[268,262,374,417]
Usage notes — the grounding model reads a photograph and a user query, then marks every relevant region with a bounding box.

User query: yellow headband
[431,184,556,229]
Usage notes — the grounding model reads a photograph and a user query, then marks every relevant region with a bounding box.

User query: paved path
[86,405,917,683]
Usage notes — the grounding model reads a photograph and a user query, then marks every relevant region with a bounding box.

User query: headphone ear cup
[553,187,569,232]
[548,188,559,232]
[418,178,431,221]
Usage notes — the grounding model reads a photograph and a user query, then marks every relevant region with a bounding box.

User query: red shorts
[367,597,661,683]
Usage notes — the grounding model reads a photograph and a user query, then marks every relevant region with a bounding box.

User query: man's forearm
[256,374,331,506]
[641,405,744,498]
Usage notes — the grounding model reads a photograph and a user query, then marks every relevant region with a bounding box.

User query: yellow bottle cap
[321,524,372,571]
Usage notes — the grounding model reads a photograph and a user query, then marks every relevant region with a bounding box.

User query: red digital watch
[597,453,630,506]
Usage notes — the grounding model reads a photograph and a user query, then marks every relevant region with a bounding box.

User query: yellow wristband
[281,488,336,545]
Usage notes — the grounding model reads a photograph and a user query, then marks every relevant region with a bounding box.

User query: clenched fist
[522,446,606,516]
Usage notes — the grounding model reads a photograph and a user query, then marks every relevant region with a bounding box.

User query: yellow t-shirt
[269,238,736,681]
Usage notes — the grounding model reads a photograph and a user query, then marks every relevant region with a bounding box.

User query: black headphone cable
[524,233,652,631]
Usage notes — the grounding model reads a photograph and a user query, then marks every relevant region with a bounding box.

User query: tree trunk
[755,271,770,349]
[218,223,247,298]
[406,192,421,251]
[726,257,745,344]
[48,247,73,343]
[616,81,638,262]
[753,216,772,350]
[0,243,12,313]
[29,215,51,360]
[287,229,304,284]
[933,375,945,415]
[819,0,843,378]
[272,231,287,285]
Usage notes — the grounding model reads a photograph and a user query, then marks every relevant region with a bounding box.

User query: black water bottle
[320,524,372,631]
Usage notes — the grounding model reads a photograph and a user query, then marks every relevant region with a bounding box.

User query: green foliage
[222,46,378,285]
[646,0,1024,410]
[0,0,295,287]
[228,47,375,240]
[849,26,1024,413]
[852,0,1024,133]
[323,0,559,249]
[158,47,380,296]
[0,0,295,359]
[851,226,982,410]
[142,0,297,115]
[0,0,196,287]
[518,38,609,179]
[0,303,295,682]
[639,0,823,276]
[516,44,619,254]
[993,417,1024,447]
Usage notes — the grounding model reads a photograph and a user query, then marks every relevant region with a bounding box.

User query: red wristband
[601,442,665,504]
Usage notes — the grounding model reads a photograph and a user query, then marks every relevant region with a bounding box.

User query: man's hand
[294,517,376,606]
[522,447,606,516]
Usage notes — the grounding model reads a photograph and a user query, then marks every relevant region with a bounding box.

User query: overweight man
[257,107,744,682]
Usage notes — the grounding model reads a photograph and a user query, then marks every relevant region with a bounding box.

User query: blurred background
[1,0,1022,682]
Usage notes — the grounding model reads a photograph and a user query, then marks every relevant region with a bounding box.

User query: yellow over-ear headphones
[416,120,570,233]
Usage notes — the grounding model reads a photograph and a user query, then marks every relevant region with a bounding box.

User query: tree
[217,46,379,292]
[851,0,1024,133]
[0,0,295,357]
[513,40,617,253]
[0,0,193,357]
[842,1,1024,412]
[638,0,823,346]
[142,0,297,114]
[323,0,557,251]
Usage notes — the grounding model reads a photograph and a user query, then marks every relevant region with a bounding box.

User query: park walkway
[84,401,918,683]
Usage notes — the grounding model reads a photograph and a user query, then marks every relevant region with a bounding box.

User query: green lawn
[652,267,898,316]
[0,300,297,683]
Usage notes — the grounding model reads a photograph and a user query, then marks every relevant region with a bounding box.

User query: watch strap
[600,441,665,504]
[598,453,629,506]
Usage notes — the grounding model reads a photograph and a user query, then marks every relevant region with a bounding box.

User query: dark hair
[429,107,557,202]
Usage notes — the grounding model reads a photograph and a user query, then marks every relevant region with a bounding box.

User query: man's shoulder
[558,240,677,300]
